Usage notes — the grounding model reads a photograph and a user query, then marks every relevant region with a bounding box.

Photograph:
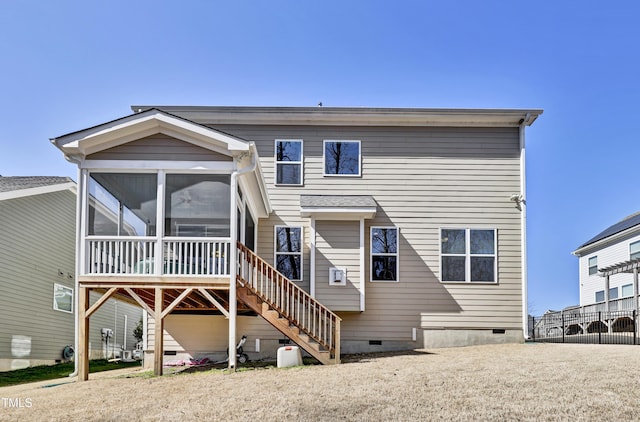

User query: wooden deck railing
[236,242,341,358]
[85,237,231,276]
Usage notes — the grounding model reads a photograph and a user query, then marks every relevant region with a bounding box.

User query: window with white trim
[631,240,640,260]
[371,227,398,282]
[440,228,497,283]
[53,283,73,313]
[275,226,302,281]
[622,284,633,297]
[275,140,303,185]
[588,256,598,276]
[595,290,605,302]
[323,140,361,176]
[609,287,619,300]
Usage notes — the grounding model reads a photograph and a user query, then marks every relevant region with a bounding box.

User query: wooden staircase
[236,242,341,365]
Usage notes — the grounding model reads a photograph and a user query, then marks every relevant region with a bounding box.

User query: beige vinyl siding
[314,221,361,311]
[146,315,281,354]
[86,134,232,161]
[213,124,522,340]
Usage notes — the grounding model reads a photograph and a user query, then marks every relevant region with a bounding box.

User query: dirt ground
[1,343,639,421]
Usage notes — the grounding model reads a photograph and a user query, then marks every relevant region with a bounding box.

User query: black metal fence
[531,310,638,345]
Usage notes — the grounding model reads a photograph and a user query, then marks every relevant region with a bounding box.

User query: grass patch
[0,360,142,388]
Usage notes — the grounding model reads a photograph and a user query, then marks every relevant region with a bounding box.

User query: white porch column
[228,171,238,371]
[155,170,165,275]
[605,275,610,311]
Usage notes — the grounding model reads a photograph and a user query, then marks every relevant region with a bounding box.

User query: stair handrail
[236,242,341,359]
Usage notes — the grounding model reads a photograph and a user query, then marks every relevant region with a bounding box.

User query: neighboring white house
[573,212,640,307]
[0,176,143,371]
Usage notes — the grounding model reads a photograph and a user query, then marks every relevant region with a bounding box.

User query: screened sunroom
[53,108,270,284]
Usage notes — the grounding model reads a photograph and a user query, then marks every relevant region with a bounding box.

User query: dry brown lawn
[1,343,639,421]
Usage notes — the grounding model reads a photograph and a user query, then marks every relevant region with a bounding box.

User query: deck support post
[154,288,164,376]
[78,286,90,381]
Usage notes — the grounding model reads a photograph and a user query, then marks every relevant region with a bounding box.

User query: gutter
[62,154,82,378]
[228,143,258,371]
[519,113,532,340]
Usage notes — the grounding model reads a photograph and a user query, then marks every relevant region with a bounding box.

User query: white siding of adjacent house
[578,232,640,306]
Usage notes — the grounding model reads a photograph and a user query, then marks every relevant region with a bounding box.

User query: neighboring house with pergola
[573,212,640,311]
[50,105,542,380]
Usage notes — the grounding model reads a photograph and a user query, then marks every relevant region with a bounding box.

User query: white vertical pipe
[519,114,531,339]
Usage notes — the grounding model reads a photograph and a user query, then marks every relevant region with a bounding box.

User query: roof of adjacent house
[0,176,74,193]
[575,211,640,252]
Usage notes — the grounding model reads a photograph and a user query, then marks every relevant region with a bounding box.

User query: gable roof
[0,176,75,201]
[51,108,251,159]
[573,211,640,255]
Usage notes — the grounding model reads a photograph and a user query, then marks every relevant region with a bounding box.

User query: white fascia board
[136,106,544,128]
[59,111,249,157]
[573,226,640,257]
[300,207,377,220]
[0,182,76,201]
[81,160,235,172]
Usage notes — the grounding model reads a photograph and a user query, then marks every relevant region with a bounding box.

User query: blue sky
[1,1,638,314]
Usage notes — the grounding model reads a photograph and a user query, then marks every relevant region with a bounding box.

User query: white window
[323,140,361,176]
[622,284,633,297]
[595,290,605,302]
[609,287,619,300]
[631,240,640,260]
[371,227,399,282]
[275,226,302,281]
[275,140,303,185]
[53,284,73,313]
[440,228,497,283]
[588,256,598,276]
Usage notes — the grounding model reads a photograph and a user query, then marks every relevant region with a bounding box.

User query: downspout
[519,114,531,340]
[63,153,83,377]
[229,143,258,371]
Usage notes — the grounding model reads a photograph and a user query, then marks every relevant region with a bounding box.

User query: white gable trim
[57,110,250,158]
[0,182,76,201]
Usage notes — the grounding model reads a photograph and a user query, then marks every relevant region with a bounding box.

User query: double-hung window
[622,284,633,297]
[631,240,640,260]
[588,256,598,276]
[440,228,497,283]
[275,140,303,185]
[275,226,302,281]
[323,140,361,176]
[371,227,398,282]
